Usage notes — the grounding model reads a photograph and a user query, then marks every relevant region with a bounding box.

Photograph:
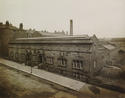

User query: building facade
[8,35,106,82]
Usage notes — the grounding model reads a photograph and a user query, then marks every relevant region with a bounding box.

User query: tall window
[58,58,67,67]
[39,54,43,63]
[72,60,83,70]
[46,57,53,65]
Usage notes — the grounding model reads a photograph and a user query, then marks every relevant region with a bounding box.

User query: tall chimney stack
[70,19,73,36]
[19,23,23,30]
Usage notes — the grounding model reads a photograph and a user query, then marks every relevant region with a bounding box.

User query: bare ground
[0,64,125,98]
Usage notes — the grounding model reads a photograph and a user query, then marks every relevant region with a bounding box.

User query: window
[60,52,65,56]
[72,72,81,79]
[39,54,43,63]
[58,58,67,67]
[34,49,37,54]
[72,60,83,70]
[46,57,53,65]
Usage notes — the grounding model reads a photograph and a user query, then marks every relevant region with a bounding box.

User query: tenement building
[0,21,67,57]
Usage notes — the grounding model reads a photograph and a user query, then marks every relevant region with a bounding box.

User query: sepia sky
[0,0,125,38]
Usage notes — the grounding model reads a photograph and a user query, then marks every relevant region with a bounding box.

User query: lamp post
[29,50,32,74]
[31,65,32,73]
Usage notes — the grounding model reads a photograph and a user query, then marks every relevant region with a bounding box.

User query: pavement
[1,58,125,98]
[0,58,85,92]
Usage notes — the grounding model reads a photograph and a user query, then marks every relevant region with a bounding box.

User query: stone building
[0,21,66,57]
[0,21,18,57]
[0,21,32,57]
[90,35,110,74]
[8,35,107,81]
[39,30,67,37]
[7,19,120,82]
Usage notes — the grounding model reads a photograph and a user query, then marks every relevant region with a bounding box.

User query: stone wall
[8,42,95,79]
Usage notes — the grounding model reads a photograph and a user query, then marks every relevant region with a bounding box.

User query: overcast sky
[0,0,125,38]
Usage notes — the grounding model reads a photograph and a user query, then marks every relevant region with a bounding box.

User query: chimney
[19,23,23,30]
[6,21,9,26]
[70,19,73,36]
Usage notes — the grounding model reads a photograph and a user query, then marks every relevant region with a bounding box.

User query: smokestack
[70,19,73,36]
[19,23,23,30]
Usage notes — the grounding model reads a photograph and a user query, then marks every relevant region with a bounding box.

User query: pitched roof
[9,35,92,44]
[103,44,116,50]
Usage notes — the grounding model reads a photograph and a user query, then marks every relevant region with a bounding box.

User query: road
[0,64,125,98]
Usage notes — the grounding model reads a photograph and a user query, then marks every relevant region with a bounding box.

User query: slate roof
[9,35,92,44]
